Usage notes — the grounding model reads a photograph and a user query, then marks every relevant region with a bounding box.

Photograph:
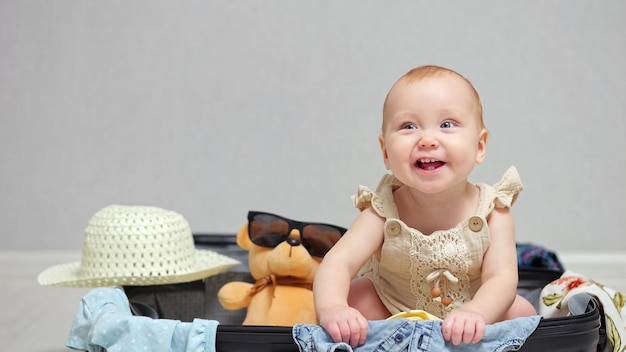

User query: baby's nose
[419,132,439,148]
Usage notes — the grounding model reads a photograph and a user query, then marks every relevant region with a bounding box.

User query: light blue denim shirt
[67,287,219,352]
[293,316,541,352]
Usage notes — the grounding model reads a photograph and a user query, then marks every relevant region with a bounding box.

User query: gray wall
[1,1,625,251]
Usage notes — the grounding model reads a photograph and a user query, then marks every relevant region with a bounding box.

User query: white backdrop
[1,1,625,251]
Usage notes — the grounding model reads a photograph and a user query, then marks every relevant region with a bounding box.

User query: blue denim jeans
[293,316,541,352]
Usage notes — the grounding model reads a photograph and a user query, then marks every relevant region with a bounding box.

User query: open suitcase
[123,234,607,352]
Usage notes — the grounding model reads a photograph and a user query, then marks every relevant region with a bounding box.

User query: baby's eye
[440,121,456,129]
[402,123,417,130]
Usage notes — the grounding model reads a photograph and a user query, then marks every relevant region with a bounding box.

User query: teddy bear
[217,218,329,326]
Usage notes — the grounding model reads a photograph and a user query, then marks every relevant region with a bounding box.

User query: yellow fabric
[387,310,442,321]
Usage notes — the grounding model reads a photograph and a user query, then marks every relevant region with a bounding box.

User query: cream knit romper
[353,166,523,319]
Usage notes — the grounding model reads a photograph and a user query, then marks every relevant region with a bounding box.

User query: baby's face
[379,74,487,193]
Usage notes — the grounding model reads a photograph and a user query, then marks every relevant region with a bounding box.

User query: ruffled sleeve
[351,185,374,211]
[493,166,524,208]
[351,175,398,217]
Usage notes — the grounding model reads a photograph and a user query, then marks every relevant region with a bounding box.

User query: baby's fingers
[458,318,485,344]
[342,316,368,348]
[352,315,369,347]
[325,321,354,346]
[442,316,486,345]
[461,321,478,344]
[470,321,485,344]
[450,320,467,345]
[319,308,369,348]
[326,324,343,345]
[442,317,469,345]
[441,317,465,345]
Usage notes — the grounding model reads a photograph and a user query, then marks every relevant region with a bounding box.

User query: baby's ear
[236,224,253,250]
[379,135,390,170]
[475,128,488,164]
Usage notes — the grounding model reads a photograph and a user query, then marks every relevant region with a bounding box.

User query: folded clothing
[67,287,219,352]
[293,315,541,352]
[516,243,564,271]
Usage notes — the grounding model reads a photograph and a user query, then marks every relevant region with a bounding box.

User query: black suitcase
[123,234,606,352]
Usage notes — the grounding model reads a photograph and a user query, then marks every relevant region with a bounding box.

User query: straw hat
[38,205,240,287]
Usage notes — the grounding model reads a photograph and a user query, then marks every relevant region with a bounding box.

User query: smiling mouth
[416,159,445,170]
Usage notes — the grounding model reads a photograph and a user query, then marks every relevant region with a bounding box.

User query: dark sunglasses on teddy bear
[247,211,347,257]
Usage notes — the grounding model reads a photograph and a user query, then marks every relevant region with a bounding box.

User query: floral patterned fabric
[540,270,626,352]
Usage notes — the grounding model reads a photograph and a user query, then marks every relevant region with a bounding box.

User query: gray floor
[1,251,91,351]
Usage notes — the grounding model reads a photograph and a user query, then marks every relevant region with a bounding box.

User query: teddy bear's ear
[236,223,253,250]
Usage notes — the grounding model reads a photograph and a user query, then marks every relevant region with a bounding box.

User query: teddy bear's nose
[286,237,301,246]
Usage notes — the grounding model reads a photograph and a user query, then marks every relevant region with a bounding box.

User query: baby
[313,65,536,348]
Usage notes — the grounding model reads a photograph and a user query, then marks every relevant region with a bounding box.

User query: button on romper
[352,166,523,319]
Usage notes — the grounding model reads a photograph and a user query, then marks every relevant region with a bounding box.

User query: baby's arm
[442,206,519,345]
[313,207,384,348]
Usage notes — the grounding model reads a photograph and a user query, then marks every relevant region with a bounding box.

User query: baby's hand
[317,305,369,348]
[441,310,486,345]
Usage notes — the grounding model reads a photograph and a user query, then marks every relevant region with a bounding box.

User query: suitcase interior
[122,234,606,352]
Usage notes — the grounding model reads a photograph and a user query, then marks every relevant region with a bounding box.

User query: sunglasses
[247,211,346,257]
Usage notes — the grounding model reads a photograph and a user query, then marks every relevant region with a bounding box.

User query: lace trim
[409,227,472,317]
